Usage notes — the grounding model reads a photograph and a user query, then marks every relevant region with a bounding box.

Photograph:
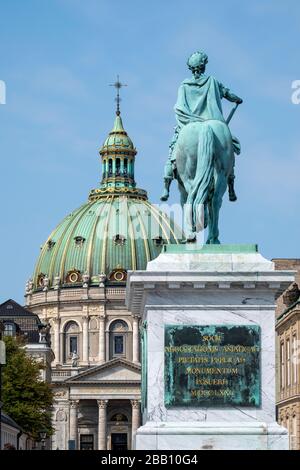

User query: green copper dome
[31,112,183,291]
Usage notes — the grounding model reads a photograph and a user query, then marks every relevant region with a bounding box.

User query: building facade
[274,259,300,450]
[25,110,182,450]
[0,299,54,449]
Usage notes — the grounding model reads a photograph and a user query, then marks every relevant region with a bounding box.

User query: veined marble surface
[126,248,294,450]
[135,422,289,450]
[146,308,275,423]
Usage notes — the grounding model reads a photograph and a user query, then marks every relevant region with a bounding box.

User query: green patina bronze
[161,51,243,244]
[165,325,260,408]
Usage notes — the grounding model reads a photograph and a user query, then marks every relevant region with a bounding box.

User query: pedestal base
[135,421,289,450]
[127,245,294,452]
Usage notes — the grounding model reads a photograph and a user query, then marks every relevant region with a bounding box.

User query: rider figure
[161,51,243,202]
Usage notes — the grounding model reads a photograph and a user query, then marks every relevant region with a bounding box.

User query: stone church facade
[25,108,182,450]
[26,285,141,450]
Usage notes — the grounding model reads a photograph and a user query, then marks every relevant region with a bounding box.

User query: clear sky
[0,0,299,304]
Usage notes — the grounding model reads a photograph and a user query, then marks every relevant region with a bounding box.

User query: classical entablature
[63,358,141,386]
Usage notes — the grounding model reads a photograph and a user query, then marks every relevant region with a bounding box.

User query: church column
[53,318,61,365]
[97,399,108,450]
[69,400,79,449]
[98,315,106,364]
[131,400,141,449]
[132,315,140,364]
[82,315,89,364]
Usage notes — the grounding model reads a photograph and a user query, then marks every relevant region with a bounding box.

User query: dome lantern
[89,76,146,202]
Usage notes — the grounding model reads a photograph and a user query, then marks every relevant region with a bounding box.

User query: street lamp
[39,429,47,450]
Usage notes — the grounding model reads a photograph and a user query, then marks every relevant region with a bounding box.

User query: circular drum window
[69,272,79,283]
[113,271,125,282]
[37,274,45,287]
[66,269,82,284]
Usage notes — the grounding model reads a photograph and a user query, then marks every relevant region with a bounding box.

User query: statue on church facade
[161,51,243,244]
[71,351,79,367]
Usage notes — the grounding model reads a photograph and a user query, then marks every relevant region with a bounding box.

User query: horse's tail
[188,124,214,232]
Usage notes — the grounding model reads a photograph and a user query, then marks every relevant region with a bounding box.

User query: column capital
[52,317,61,325]
[133,314,141,321]
[98,314,106,321]
[70,399,79,409]
[82,305,89,314]
[131,399,141,409]
[81,315,89,322]
[97,399,108,409]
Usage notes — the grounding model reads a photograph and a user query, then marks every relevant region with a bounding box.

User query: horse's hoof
[186,235,197,243]
[160,195,169,202]
[206,238,221,245]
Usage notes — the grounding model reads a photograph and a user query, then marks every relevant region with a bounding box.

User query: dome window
[37,273,46,288]
[113,234,126,246]
[109,269,127,282]
[66,269,82,284]
[152,236,165,247]
[74,236,86,247]
[47,239,56,250]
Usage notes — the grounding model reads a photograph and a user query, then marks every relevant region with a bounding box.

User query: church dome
[31,112,182,291]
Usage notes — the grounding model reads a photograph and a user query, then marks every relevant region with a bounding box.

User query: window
[108,159,112,175]
[64,321,80,363]
[65,269,82,284]
[111,413,128,422]
[74,236,85,247]
[109,320,128,359]
[80,434,94,451]
[292,335,297,384]
[4,322,16,337]
[70,336,78,354]
[287,339,291,387]
[116,158,120,175]
[114,335,124,354]
[280,342,285,390]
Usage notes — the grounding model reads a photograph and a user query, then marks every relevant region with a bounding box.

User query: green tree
[2,336,53,439]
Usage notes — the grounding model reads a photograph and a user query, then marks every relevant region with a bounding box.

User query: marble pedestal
[126,245,294,450]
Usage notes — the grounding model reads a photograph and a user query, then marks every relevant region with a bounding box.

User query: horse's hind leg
[178,179,196,243]
[177,179,188,207]
[208,172,227,244]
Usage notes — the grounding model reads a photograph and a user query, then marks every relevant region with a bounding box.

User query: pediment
[65,358,141,383]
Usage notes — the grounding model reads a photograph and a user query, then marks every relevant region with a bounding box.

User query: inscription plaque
[165,325,260,407]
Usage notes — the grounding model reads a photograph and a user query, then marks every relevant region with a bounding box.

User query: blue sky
[0,0,299,303]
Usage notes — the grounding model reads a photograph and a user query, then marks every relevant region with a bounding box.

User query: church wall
[26,287,138,367]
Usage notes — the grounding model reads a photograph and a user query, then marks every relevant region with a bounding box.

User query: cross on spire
[109,75,127,116]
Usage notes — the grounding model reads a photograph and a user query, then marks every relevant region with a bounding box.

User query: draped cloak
[174,75,241,155]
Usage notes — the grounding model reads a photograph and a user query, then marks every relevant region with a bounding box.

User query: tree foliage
[2,336,53,438]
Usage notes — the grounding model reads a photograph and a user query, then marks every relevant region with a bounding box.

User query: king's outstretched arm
[223,88,243,104]
[220,83,243,104]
